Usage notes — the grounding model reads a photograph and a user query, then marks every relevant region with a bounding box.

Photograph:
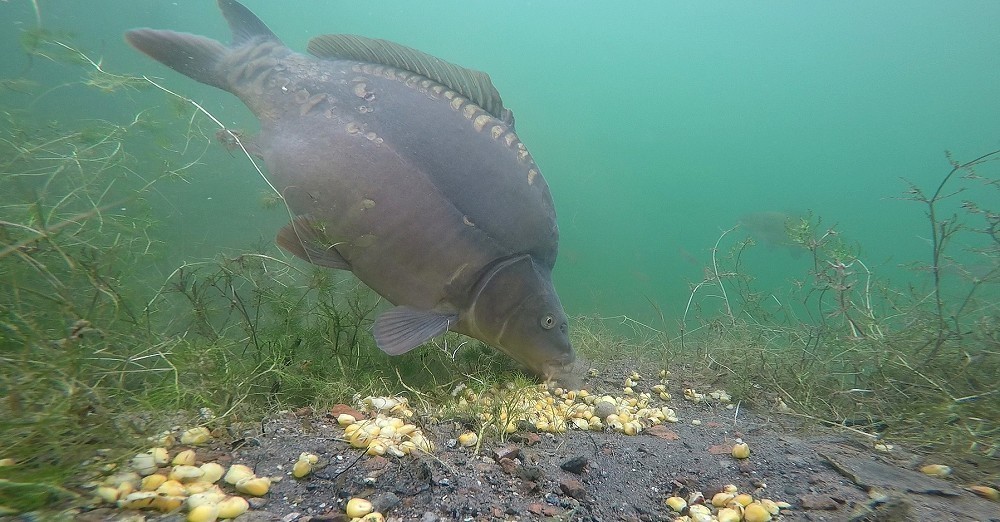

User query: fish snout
[540,348,585,383]
[551,346,576,367]
[536,339,576,377]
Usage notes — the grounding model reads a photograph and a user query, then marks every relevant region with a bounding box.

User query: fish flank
[293,88,311,104]
[299,92,327,116]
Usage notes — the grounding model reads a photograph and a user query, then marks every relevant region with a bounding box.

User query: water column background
[2,0,998,331]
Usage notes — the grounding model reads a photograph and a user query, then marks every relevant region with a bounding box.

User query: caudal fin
[124,0,280,91]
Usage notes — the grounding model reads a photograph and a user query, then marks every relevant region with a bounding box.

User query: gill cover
[466,255,573,372]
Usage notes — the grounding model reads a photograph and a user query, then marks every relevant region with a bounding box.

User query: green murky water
[2,0,998,330]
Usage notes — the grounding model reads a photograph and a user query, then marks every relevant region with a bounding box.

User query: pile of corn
[451,369,686,436]
[91,427,270,521]
[336,396,436,457]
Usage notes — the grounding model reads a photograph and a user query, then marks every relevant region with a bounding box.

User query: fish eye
[540,314,556,330]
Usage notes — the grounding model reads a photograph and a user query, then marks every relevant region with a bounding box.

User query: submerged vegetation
[675,150,1000,482]
[1,29,998,515]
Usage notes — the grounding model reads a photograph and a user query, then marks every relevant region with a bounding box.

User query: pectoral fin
[373,306,457,355]
[276,215,352,270]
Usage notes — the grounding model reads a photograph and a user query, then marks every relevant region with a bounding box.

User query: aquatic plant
[901,149,1000,361]
[675,151,1000,481]
[0,83,170,504]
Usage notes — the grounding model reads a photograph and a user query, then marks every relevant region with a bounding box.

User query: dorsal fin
[217,0,281,46]
[307,34,513,124]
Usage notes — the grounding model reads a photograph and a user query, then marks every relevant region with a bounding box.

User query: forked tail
[124,0,281,92]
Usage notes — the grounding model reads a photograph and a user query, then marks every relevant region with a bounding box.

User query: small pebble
[593,400,617,420]
[370,491,401,513]
[560,456,588,474]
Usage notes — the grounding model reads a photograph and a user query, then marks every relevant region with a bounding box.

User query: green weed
[677,152,1000,481]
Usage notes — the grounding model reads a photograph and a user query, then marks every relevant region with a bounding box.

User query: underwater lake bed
[1,1,998,519]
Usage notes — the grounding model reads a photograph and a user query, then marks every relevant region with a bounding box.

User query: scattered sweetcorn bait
[708,389,732,403]
[683,388,705,403]
[187,488,226,509]
[457,432,479,447]
[742,502,773,522]
[180,426,213,445]
[173,449,197,466]
[224,464,255,485]
[716,507,740,522]
[187,504,219,522]
[967,485,999,501]
[732,442,751,459]
[169,465,205,483]
[91,434,265,520]
[140,474,167,491]
[711,491,735,507]
[235,476,271,496]
[292,452,319,478]
[201,462,226,483]
[919,463,952,478]
[130,451,158,476]
[148,430,176,448]
[667,486,788,522]
[665,496,687,512]
[362,395,413,417]
[217,496,250,518]
[346,497,374,518]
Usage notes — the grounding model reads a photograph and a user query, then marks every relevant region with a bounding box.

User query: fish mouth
[523,351,576,380]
